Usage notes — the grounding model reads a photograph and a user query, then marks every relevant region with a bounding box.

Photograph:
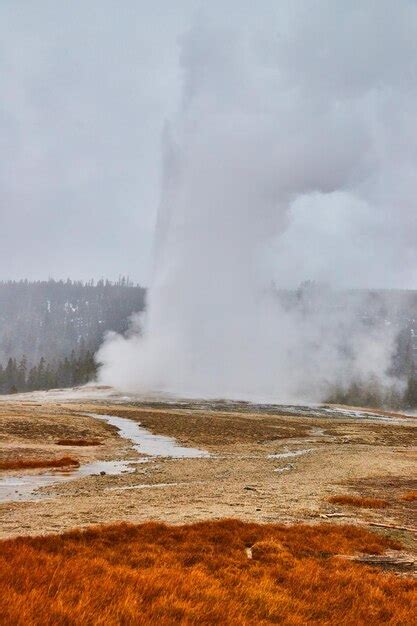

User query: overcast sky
[3,1,417,290]
[1,1,198,284]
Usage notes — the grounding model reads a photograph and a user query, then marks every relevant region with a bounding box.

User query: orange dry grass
[329,495,389,509]
[56,438,102,446]
[401,491,417,502]
[0,456,80,471]
[0,520,415,625]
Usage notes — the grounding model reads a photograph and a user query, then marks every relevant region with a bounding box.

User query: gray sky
[3,1,417,290]
[1,1,197,284]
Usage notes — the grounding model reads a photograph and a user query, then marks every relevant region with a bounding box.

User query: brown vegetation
[0,456,80,471]
[328,495,389,509]
[401,491,417,502]
[0,520,415,625]
[55,438,102,446]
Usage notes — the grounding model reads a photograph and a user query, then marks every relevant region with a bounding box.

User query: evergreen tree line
[0,278,146,365]
[326,326,417,409]
[0,278,145,395]
[326,376,417,410]
[0,349,97,394]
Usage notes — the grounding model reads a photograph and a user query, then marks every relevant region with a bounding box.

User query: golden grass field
[1,519,416,625]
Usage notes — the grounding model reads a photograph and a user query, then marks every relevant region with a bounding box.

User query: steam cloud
[98,2,417,403]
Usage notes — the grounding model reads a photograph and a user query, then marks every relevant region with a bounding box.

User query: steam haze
[97,1,417,402]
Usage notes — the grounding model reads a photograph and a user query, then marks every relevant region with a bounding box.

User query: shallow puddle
[0,412,209,503]
[85,413,209,458]
[0,460,135,503]
[274,464,294,473]
[268,448,314,459]
[309,427,325,436]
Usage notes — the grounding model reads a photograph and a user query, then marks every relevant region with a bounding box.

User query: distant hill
[0,278,146,365]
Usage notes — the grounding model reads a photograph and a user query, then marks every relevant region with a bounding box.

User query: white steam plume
[97,2,417,403]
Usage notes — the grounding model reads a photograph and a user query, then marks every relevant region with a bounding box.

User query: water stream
[0,412,209,503]
[85,413,209,458]
[0,460,135,502]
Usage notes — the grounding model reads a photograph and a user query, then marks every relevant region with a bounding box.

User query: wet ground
[0,389,415,555]
[0,460,135,502]
[0,411,208,503]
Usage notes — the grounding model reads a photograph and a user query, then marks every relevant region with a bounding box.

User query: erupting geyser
[98,2,417,403]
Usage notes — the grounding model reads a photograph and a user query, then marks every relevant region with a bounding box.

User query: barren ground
[0,392,416,560]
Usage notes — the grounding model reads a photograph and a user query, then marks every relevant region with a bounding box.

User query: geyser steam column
[98,4,416,402]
